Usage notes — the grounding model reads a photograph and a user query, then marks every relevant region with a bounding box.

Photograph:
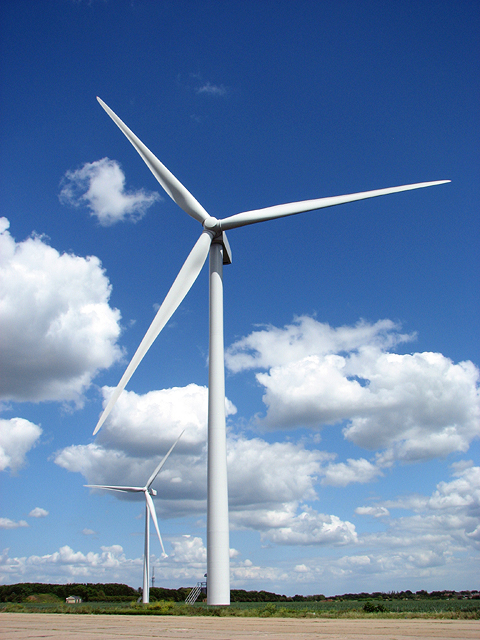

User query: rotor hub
[203,216,221,232]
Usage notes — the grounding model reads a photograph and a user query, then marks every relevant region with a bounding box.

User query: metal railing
[185,581,207,604]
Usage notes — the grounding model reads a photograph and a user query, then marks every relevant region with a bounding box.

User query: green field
[2,598,479,619]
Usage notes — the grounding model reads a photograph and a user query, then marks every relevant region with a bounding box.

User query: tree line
[0,582,137,603]
[0,583,478,603]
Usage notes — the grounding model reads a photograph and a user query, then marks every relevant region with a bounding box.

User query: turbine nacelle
[202,218,232,265]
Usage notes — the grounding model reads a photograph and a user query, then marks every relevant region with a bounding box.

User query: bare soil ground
[1,614,479,640]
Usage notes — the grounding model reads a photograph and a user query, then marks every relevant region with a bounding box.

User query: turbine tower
[92,97,449,605]
[86,430,183,603]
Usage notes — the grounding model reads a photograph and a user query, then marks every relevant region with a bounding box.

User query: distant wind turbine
[86,430,183,604]
[92,96,450,604]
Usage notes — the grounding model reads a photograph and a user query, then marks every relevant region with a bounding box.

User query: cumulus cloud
[56,433,329,522]
[380,464,480,550]
[28,508,48,518]
[321,458,382,487]
[0,418,42,473]
[55,383,345,530]
[55,384,226,511]
[0,219,122,405]
[169,535,206,565]
[59,158,161,226]
[230,560,289,588]
[0,538,209,586]
[0,544,138,584]
[261,508,357,547]
[95,384,233,457]
[241,466,480,592]
[346,464,480,588]
[55,386,357,551]
[57,441,205,508]
[0,518,28,530]
[232,502,357,547]
[227,436,327,508]
[226,317,410,373]
[226,316,480,463]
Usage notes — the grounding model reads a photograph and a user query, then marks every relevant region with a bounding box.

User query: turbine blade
[146,430,185,489]
[84,485,141,493]
[93,231,213,435]
[219,180,451,231]
[145,490,167,557]
[97,97,210,224]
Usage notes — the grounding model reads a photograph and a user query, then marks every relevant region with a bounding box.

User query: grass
[1,599,479,619]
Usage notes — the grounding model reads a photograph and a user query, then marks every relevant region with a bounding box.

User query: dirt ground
[1,614,479,640]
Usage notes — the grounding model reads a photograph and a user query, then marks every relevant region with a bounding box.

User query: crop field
[222,598,480,615]
[2,598,479,618]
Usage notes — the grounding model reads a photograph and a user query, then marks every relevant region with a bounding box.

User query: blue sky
[1,0,479,596]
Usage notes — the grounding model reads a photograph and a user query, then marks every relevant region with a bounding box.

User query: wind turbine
[86,430,184,604]
[92,96,449,605]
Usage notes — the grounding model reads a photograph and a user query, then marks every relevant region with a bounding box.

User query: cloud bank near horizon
[3,463,479,591]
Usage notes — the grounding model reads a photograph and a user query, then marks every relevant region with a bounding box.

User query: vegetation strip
[1,584,478,618]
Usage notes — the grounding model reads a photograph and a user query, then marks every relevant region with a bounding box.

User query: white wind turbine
[92,96,449,605]
[86,430,184,604]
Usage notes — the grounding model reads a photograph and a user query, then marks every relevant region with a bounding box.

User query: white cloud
[355,506,390,518]
[55,384,219,511]
[0,518,28,530]
[380,464,480,550]
[260,507,358,547]
[230,561,289,588]
[96,384,230,457]
[0,544,139,584]
[0,219,123,405]
[56,433,329,522]
[226,316,480,463]
[321,458,382,487]
[169,535,206,565]
[226,317,410,373]
[195,82,228,96]
[231,501,358,547]
[0,539,207,586]
[55,384,340,528]
[345,351,480,463]
[227,436,327,509]
[294,564,309,573]
[343,464,480,589]
[429,464,480,514]
[82,528,96,536]
[0,418,42,473]
[59,158,161,226]
[260,464,480,590]
[28,508,49,518]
